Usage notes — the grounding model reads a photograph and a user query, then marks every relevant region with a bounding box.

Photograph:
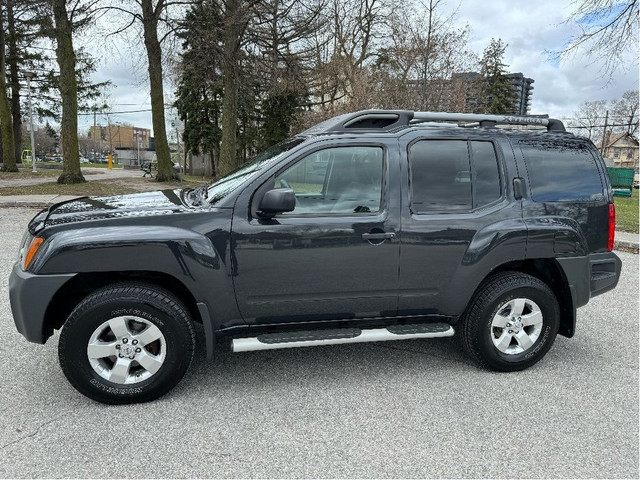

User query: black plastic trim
[257,328,361,344]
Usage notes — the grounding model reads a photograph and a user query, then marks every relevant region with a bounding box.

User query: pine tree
[475,38,514,114]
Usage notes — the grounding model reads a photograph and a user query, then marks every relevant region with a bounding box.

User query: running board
[232,323,454,353]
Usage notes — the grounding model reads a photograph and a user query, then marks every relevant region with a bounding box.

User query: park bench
[141,161,157,178]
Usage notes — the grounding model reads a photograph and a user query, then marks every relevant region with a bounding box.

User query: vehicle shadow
[175,324,477,397]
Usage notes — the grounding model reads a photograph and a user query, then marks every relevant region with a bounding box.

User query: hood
[28,189,201,234]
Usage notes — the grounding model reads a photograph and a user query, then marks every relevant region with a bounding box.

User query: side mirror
[258,188,295,217]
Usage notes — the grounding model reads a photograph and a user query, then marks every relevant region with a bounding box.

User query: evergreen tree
[475,38,514,114]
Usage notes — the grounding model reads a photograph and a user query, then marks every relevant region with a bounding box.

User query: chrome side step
[232,323,455,353]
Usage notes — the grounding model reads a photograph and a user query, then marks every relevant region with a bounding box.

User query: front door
[231,142,400,325]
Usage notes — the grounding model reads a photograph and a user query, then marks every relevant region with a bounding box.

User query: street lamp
[22,70,37,173]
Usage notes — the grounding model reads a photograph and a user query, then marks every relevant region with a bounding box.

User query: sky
[77,0,639,136]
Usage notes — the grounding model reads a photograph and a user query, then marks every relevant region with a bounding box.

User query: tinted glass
[276,146,384,215]
[471,141,501,207]
[409,140,471,212]
[520,140,604,202]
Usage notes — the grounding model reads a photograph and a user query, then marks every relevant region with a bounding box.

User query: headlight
[18,232,33,264]
[21,236,44,271]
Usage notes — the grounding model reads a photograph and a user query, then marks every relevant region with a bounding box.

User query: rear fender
[439,219,528,316]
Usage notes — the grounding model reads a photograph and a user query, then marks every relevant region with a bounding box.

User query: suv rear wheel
[460,272,559,371]
[58,283,195,404]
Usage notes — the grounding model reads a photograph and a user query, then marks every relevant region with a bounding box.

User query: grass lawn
[614,188,639,233]
[0,181,138,197]
[117,176,203,190]
[0,169,60,179]
[82,163,123,169]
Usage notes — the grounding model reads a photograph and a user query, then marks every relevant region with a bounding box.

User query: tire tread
[58,282,195,404]
[459,271,558,371]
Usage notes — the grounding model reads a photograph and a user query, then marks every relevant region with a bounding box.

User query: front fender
[32,225,241,332]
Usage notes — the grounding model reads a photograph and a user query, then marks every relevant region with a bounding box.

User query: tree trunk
[52,0,84,183]
[0,4,17,173]
[7,0,21,167]
[141,0,177,182]
[218,0,241,178]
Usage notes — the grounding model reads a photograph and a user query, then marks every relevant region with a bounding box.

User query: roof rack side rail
[411,112,565,132]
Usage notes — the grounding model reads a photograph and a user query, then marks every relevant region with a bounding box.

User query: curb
[614,239,639,253]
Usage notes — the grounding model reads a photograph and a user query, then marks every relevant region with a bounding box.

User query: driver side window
[275,146,384,215]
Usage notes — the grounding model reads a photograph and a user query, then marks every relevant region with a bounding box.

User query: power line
[78,108,153,115]
[567,123,637,129]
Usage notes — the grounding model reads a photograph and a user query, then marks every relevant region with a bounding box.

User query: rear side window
[409,140,502,213]
[520,140,604,202]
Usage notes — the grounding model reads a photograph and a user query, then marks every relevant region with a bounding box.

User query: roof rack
[301,110,565,134]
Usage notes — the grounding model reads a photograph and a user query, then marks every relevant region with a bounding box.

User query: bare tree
[555,0,638,80]
[51,0,95,183]
[103,0,194,181]
[376,0,474,111]
[218,0,249,177]
[568,99,607,141]
[611,90,639,137]
[0,2,16,172]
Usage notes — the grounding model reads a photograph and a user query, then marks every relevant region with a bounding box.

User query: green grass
[117,176,203,190]
[0,181,137,197]
[614,188,639,233]
[0,168,60,179]
[82,163,123,169]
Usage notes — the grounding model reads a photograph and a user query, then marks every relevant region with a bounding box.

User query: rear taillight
[608,203,615,252]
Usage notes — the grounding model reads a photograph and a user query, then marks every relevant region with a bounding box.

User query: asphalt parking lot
[0,207,638,478]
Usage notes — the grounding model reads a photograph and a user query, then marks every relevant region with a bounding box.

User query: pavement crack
[1,415,66,451]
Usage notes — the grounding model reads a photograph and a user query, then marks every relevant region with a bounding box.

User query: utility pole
[175,122,182,175]
[135,132,140,166]
[93,105,97,160]
[23,70,37,173]
[600,110,609,157]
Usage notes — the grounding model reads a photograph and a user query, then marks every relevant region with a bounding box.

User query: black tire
[460,271,560,372]
[58,282,195,404]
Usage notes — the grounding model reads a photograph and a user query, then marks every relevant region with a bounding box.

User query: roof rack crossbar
[302,110,566,134]
[411,112,565,132]
[411,111,549,126]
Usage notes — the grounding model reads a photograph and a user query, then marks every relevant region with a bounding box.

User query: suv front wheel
[460,272,560,371]
[58,282,196,404]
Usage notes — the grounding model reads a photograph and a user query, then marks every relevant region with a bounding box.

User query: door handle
[513,177,524,200]
[362,232,396,240]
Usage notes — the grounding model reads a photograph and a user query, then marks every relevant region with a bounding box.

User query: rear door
[397,132,525,317]
[231,139,401,325]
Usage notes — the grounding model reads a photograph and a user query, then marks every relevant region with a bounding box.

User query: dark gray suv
[9,110,621,404]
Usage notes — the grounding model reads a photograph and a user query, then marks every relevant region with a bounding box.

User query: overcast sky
[78,0,639,136]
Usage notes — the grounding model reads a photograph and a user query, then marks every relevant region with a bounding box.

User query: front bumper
[9,262,76,344]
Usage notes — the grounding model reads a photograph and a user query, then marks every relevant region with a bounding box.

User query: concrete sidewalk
[0,194,637,252]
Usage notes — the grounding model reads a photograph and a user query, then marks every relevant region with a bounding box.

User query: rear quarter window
[519,139,604,202]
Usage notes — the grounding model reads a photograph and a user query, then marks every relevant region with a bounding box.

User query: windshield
[202,137,306,204]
